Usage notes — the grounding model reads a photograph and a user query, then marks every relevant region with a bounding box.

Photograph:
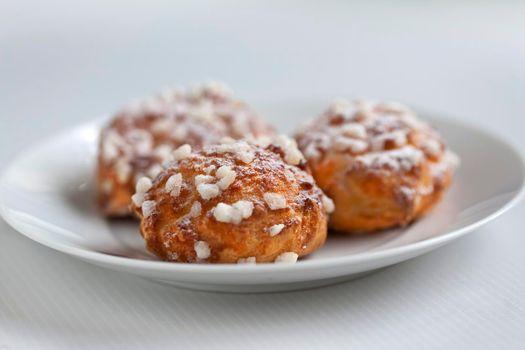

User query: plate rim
[1,112,524,274]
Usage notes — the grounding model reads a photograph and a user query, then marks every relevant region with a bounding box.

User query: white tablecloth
[1,1,524,348]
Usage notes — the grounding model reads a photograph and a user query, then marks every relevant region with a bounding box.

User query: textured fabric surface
[1,1,525,349]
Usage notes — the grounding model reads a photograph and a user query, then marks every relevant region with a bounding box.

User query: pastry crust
[97,82,274,217]
[295,99,459,233]
[131,138,330,263]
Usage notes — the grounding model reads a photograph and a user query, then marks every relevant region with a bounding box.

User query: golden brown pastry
[97,82,274,217]
[295,99,459,233]
[131,137,331,263]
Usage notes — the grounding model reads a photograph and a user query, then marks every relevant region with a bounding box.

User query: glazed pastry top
[296,98,460,182]
[99,81,274,186]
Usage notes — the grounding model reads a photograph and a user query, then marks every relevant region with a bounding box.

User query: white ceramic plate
[1,100,524,293]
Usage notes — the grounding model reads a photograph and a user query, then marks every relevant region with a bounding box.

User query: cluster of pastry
[97,82,458,264]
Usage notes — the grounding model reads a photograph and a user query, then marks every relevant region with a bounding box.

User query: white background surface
[1,1,525,348]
